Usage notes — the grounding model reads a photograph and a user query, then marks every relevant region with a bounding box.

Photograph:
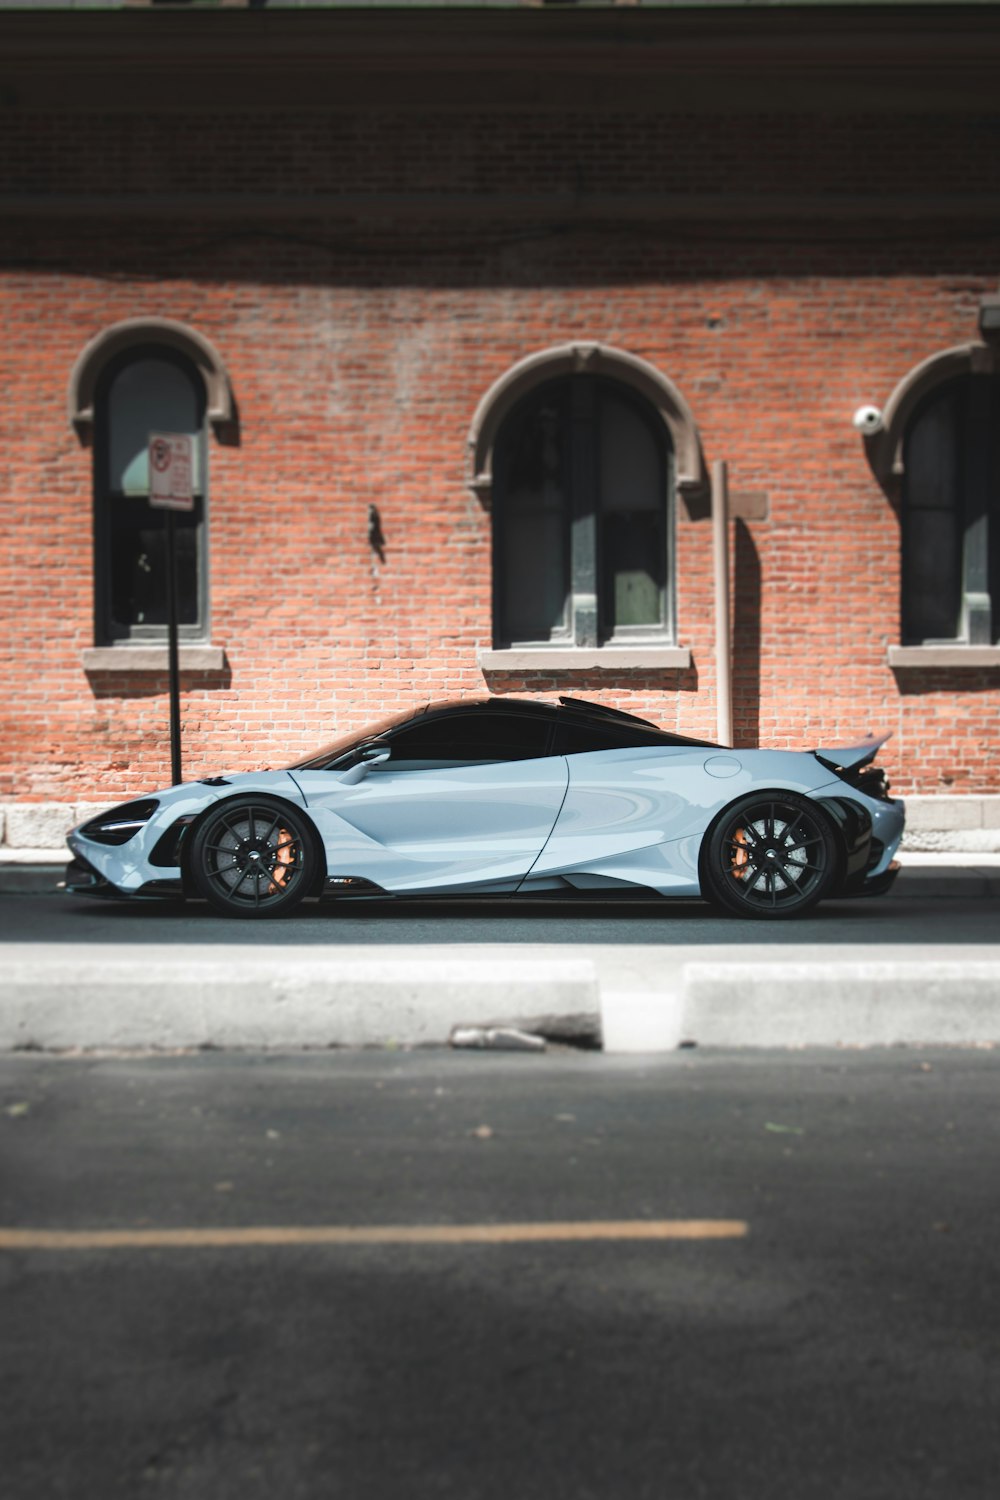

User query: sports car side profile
[65,695,905,920]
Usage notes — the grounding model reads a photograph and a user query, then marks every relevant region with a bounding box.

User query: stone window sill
[478,646,692,672]
[83,645,227,672]
[888,645,1000,668]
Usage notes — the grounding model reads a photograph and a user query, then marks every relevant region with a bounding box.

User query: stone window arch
[69,317,235,444]
[468,343,704,662]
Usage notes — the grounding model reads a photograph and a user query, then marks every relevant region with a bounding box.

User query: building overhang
[2,6,1000,116]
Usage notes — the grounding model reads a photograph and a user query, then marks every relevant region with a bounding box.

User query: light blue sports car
[65,696,904,920]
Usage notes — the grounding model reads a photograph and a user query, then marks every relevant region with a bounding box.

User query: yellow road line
[0,1220,748,1251]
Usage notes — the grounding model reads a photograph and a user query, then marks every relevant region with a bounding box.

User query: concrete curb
[2,938,999,1055]
[0,944,600,1053]
[684,959,1000,1049]
[600,958,1000,1052]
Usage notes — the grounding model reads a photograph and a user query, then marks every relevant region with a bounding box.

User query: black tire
[188,795,318,918]
[701,791,839,919]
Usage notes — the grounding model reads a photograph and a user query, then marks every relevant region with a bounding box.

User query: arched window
[468,344,702,663]
[93,346,208,643]
[902,371,1000,646]
[69,317,233,655]
[493,374,672,649]
[871,338,1000,663]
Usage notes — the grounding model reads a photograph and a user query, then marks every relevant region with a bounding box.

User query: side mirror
[339,745,391,785]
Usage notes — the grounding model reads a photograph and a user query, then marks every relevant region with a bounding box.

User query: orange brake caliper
[269,827,295,892]
[731,827,750,879]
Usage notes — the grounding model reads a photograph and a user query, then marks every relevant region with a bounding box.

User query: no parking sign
[149,433,194,512]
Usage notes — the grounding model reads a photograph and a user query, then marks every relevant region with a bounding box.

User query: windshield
[287,703,430,770]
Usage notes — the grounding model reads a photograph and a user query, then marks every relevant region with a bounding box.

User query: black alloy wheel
[702,792,838,919]
[189,796,318,918]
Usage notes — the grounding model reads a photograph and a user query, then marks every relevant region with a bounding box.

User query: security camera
[852,404,884,436]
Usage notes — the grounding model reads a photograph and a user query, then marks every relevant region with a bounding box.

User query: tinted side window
[553,721,675,755]
[388,712,553,764]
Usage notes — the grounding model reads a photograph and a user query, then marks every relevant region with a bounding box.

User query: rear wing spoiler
[813,732,891,774]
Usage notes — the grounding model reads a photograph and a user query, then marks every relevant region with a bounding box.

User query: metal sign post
[149,433,194,787]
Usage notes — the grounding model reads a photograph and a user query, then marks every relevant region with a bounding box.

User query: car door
[289,708,568,893]
[528,719,720,892]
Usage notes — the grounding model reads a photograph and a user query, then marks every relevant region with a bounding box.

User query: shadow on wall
[16,225,1000,295]
[892,666,1000,699]
[481,666,700,708]
[85,664,233,702]
[732,518,761,749]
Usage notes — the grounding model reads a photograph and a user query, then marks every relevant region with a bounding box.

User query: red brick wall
[2,108,999,802]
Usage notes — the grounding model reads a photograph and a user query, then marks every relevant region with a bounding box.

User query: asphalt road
[1,882,998,948]
[2,1049,999,1499]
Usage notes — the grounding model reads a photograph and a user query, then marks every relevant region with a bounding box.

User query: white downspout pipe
[711,459,733,748]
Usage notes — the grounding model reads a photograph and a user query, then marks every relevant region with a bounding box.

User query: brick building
[1,1,999,850]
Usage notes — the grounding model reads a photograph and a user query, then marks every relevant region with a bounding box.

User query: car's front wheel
[189,796,318,918]
[701,792,838,919]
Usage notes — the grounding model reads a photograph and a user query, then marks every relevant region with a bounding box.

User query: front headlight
[79,799,160,846]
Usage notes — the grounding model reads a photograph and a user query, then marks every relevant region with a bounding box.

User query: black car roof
[421,695,651,724]
[289,694,718,769]
[414,696,716,748]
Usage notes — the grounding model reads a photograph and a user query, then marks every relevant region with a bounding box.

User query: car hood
[813,732,891,773]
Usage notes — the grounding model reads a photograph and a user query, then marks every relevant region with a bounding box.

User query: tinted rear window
[553,721,715,755]
[388,710,554,763]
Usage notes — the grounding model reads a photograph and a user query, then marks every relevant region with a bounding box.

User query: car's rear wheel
[701,792,838,919]
[189,796,318,918]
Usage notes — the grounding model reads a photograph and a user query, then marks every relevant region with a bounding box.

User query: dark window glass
[902,384,963,642]
[493,375,671,649]
[552,719,714,755]
[599,389,666,633]
[387,711,554,763]
[552,721,659,755]
[902,373,1000,645]
[95,348,207,642]
[494,384,572,643]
